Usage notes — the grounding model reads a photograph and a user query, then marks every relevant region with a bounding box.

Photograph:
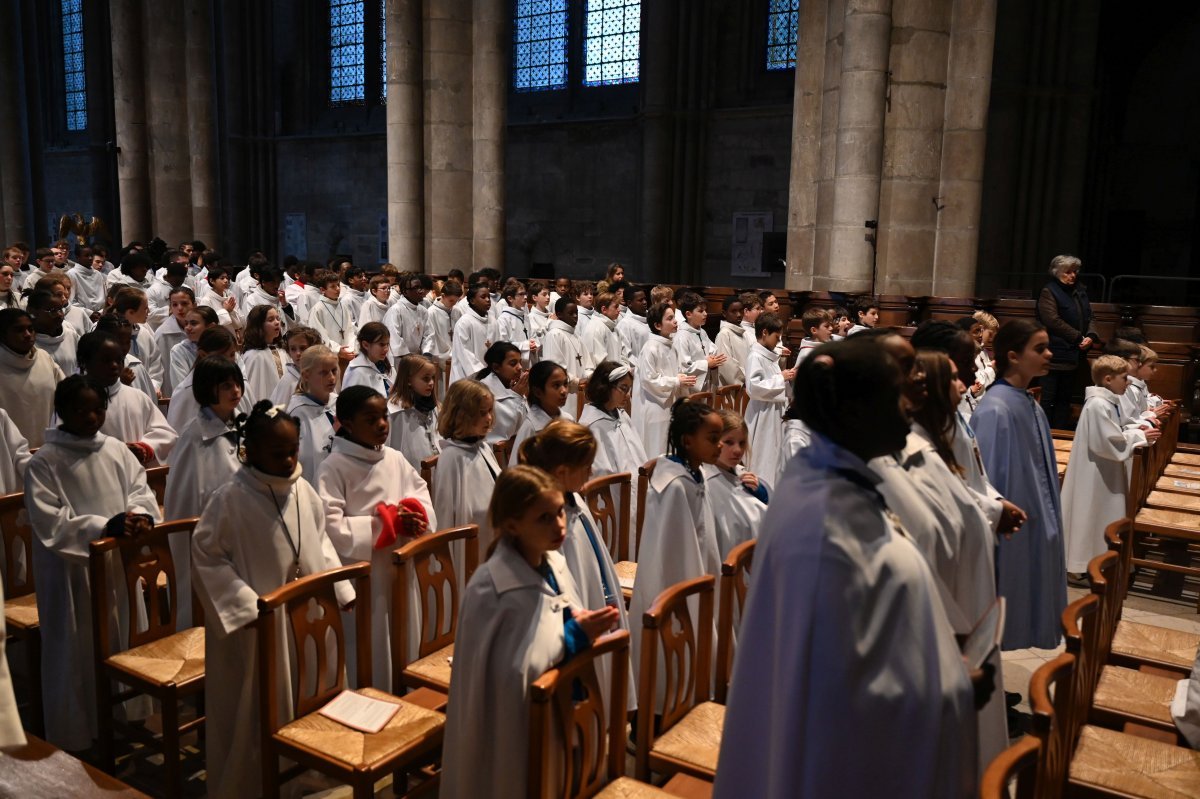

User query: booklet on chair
[963,597,1006,671]
[318,690,401,734]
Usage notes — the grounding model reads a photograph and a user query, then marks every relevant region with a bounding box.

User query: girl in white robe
[341,322,393,395]
[0,408,31,495]
[432,379,502,556]
[628,400,723,713]
[449,286,492,384]
[285,345,339,482]
[168,306,219,392]
[24,375,161,752]
[511,360,575,457]
[153,290,192,397]
[163,357,245,628]
[386,354,442,472]
[703,410,768,559]
[317,387,436,690]
[580,362,647,532]
[633,303,694,458]
[744,316,795,488]
[191,402,354,799]
[165,326,249,433]
[240,304,287,405]
[269,326,320,406]
[440,466,619,799]
[477,343,529,457]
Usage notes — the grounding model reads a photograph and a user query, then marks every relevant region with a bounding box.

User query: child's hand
[120,367,136,386]
[679,374,697,387]
[276,290,289,307]
[573,606,620,642]
[125,512,153,538]
[1145,428,1162,442]
[338,348,355,362]
[528,339,539,352]
[706,354,727,369]
[782,368,797,381]
[222,296,236,312]
[513,370,530,396]
[997,500,1027,537]
[740,472,759,492]
[779,346,792,358]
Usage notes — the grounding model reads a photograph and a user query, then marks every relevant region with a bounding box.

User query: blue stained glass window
[513,0,568,92]
[583,0,640,86]
[61,0,86,131]
[379,0,387,100]
[330,0,366,105]
[766,0,800,70]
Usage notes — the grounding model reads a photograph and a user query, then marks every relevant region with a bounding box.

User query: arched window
[766,0,800,71]
[61,0,87,131]
[583,0,640,86]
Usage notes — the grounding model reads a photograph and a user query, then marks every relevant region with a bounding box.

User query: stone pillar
[423,0,474,273]
[142,0,193,243]
[824,0,892,292]
[639,0,678,279]
[931,0,997,296]
[471,0,505,272]
[386,0,424,272]
[0,0,28,245]
[184,0,218,246]
[110,0,151,243]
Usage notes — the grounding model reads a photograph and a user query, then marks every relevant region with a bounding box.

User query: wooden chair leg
[261,744,280,799]
[353,778,375,799]
[25,632,44,738]
[161,692,180,797]
[95,671,115,774]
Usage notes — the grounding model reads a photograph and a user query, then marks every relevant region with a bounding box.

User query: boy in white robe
[714,295,748,385]
[796,306,834,364]
[356,275,391,329]
[580,292,624,372]
[383,274,428,362]
[542,298,588,389]
[449,287,492,384]
[306,273,357,359]
[0,308,65,448]
[526,281,552,346]
[634,304,693,459]
[744,313,794,488]
[615,286,650,363]
[672,291,724,394]
[421,282,460,390]
[495,284,540,368]
[28,291,79,376]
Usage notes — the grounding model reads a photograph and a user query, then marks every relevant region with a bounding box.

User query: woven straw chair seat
[1164,464,1200,481]
[650,701,724,776]
[1157,476,1200,494]
[1170,453,1200,467]
[107,626,205,686]
[1070,724,1200,797]
[1146,491,1200,512]
[4,592,37,630]
[1093,666,1177,726]
[1137,507,1200,528]
[1112,621,1199,670]
[276,687,443,769]
[1052,439,1073,452]
[615,561,637,589]
[405,644,453,689]
[596,777,675,797]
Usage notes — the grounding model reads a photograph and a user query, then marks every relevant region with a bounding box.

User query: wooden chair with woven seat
[714,384,745,415]
[1171,451,1200,467]
[0,491,42,736]
[1144,489,1200,513]
[687,391,714,407]
[1155,474,1200,496]
[1163,462,1200,481]
[420,454,438,494]
[88,518,206,796]
[714,539,754,705]
[634,459,657,559]
[1129,506,1200,614]
[635,574,722,784]
[580,473,636,604]
[391,525,480,698]
[257,562,444,799]
[980,735,1040,799]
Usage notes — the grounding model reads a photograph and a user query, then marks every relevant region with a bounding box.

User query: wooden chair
[980,735,1040,799]
[579,474,636,603]
[144,465,168,511]
[576,379,588,420]
[634,459,657,559]
[714,539,754,704]
[256,562,444,799]
[493,436,515,468]
[1129,506,1200,612]
[0,492,41,737]
[420,454,438,494]
[635,575,722,783]
[714,383,746,415]
[391,525,479,696]
[687,391,714,407]
[442,357,452,393]
[88,519,205,795]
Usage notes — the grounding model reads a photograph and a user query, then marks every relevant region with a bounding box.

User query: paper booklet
[963,597,1006,672]
[318,690,401,734]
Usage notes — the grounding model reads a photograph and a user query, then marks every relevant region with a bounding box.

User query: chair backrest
[0,492,34,598]
[443,358,452,392]
[493,437,515,468]
[528,631,630,799]
[420,454,438,493]
[391,525,480,682]
[634,458,657,557]
[575,381,588,420]
[145,465,169,509]
[636,574,714,769]
[256,562,371,727]
[580,473,631,563]
[980,736,1040,799]
[688,391,714,407]
[1029,653,1080,799]
[1086,550,1122,656]
[715,383,745,414]
[88,519,198,659]
[1060,593,1103,722]
[715,539,755,704]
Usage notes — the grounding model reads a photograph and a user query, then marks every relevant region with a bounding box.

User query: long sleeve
[24,461,111,563]
[1037,287,1080,344]
[191,503,261,636]
[140,399,179,465]
[747,354,787,402]
[316,467,379,563]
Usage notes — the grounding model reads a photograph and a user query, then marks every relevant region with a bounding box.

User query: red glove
[374,499,430,550]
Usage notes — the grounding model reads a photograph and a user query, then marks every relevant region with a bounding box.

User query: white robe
[496,308,536,366]
[449,310,490,384]
[1062,387,1147,573]
[482,372,528,454]
[268,361,301,407]
[511,404,575,463]
[673,325,715,394]
[745,342,788,487]
[153,316,186,397]
[702,465,767,559]
[633,336,682,459]
[542,320,588,386]
[341,352,392,396]
[36,328,79,376]
[940,413,1006,532]
[1119,376,1156,428]
[89,381,177,466]
[168,339,199,395]
[714,320,748,386]
[579,403,648,535]
[286,392,337,483]
[782,418,812,461]
[241,346,287,406]
[166,370,253,434]
[423,303,454,366]
[0,344,63,448]
[713,433,976,799]
[616,311,649,364]
[432,438,500,557]
[316,437,437,690]
[340,287,366,324]
[67,263,107,313]
[0,409,31,495]
[132,324,163,393]
[580,313,623,372]
[527,306,551,344]
[125,351,158,403]
[0,580,26,748]
[1173,648,1200,747]
[24,430,161,751]
[308,297,356,353]
[386,401,441,473]
[191,465,353,799]
[627,458,720,712]
[356,293,389,330]
[199,289,242,333]
[440,541,583,799]
[383,296,426,358]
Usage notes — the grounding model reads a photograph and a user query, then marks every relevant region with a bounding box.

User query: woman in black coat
[1035,254,1098,429]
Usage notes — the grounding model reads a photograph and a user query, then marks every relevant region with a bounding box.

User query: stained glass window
[330,0,366,105]
[583,0,640,86]
[513,0,568,92]
[379,0,387,100]
[61,0,86,131]
[766,0,800,70]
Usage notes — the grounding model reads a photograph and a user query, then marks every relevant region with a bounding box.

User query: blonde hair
[972,310,998,332]
[296,345,337,393]
[716,409,747,435]
[1138,345,1158,367]
[650,285,673,305]
[517,420,597,473]
[487,465,562,556]
[390,354,438,409]
[438,379,493,440]
[1091,354,1129,384]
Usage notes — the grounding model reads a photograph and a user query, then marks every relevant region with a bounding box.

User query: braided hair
[235,399,299,457]
[666,398,718,458]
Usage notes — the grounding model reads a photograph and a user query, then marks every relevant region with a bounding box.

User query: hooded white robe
[166,369,252,434]
[616,311,649,363]
[702,464,767,559]
[440,541,583,799]
[1062,386,1147,573]
[633,335,681,459]
[386,401,441,473]
[527,306,551,344]
[168,339,199,393]
[356,292,389,329]
[286,392,337,483]
[673,324,715,394]
[782,418,812,461]
[268,361,301,407]
[191,464,353,799]
[0,409,31,495]
[423,303,454,369]
[36,327,79,376]
[745,342,789,486]
[308,297,356,354]
[580,313,623,372]
[341,351,392,396]
[316,437,437,690]
[579,402,647,535]
[125,351,158,403]
[131,323,163,393]
[713,433,977,799]
[24,430,160,751]
[496,307,537,366]
[576,305,596,338]
[199,288,242,333]
[511,403,575,463]
[340,287,366,323]
[1119,375,1156,428]
[941,413,1006,532]
[714,320,749,386]
[0,344,63,448]
[241,346,287,406]
[542,319,588,388]
[85,381,177,466]
[67,262,107,313]
[449,309,490,384]
[481,372,528,455]
[153,315,187,397]
[432,438,500,558]
[383,296,426,358]
[0,580,25,748]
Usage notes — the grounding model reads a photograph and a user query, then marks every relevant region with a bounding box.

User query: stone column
[0,0,27,244]
[423,0,474,273]
[639,0,678,280]
[931,0,997,296]
[824,0,892,292]
[386,0,424,272]
[184,0,218,246]
[110,0,151,243]
[471,0,505,272]
[142,0,193,243]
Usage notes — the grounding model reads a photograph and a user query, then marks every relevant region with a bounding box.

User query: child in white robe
[317,386,435,690]
[745,313,795,488]
[495,283,540,367]
[113,287,163,395]
[166,327,251,433]
[25,375,160,752]
[449,285,492,384]
[382,274,428,361]
[305,272,357,361]
[796,306,834,364]
[387,353,442,472]
[269,326,319,406]
[580,292,624,373]
[542,297,587,389]
[153,287,193,397]
[579,361,647,530]
[27,290,79,375]
[634,302,695,458]
[470,344,525,460]
[703,410,768,559]
[422,280,460,391]
[615,286,650,363]
[672,291,724,395]
[440,466,619,799]
[714,295,748,386]
[240,304,288,405]
[526,281,552,346]
[341,322,393,395]
[432,379,502,556]
[192,400,354,799]
[198,266,242,335]
[168,306,219,392]
[286,345,339,482]
[511,360,575,457]
[0,308,64,449]
[356,275,391,329]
